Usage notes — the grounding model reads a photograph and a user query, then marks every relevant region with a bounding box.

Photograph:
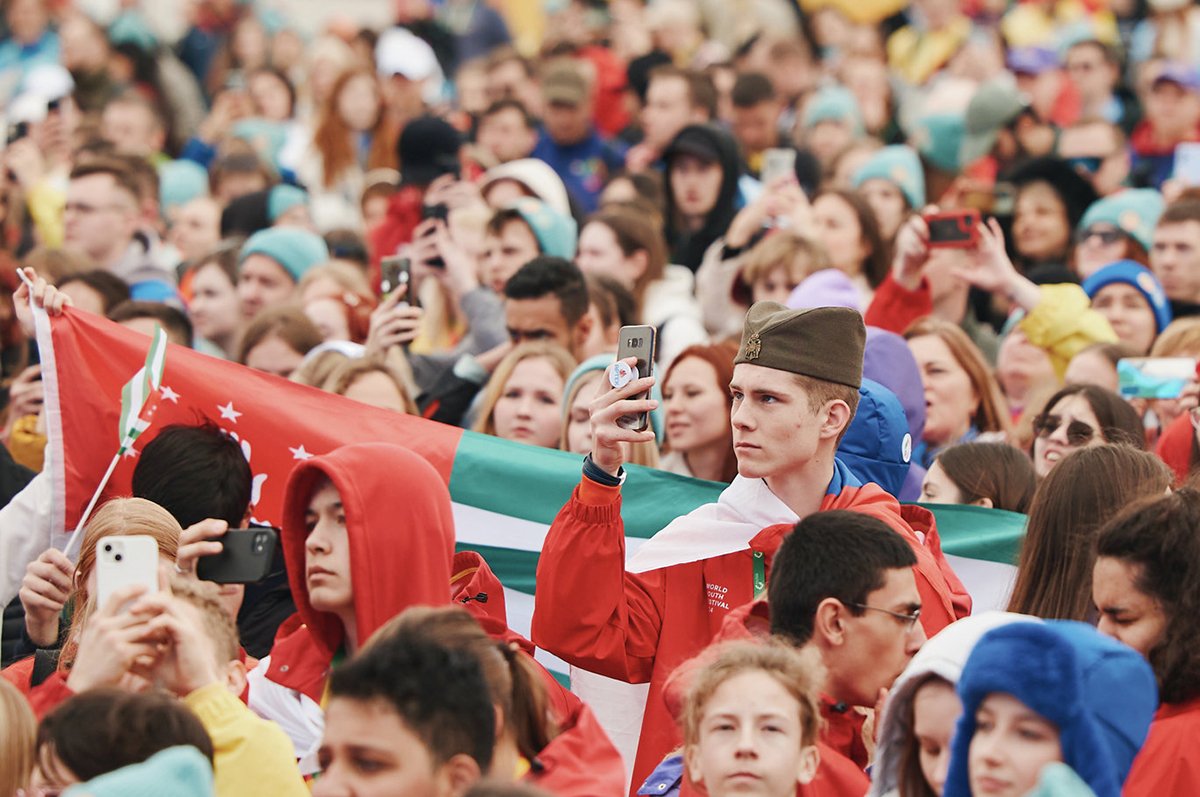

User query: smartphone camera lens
[114,553,123,562]
[103,543,113,553]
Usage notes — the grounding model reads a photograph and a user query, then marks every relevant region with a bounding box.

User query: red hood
[452,550,518,646]
[528,697,627,797]
[268,444,455,697]
[1157,411,1193,486]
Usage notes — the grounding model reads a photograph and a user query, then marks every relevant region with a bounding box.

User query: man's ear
[813,597,847,648]
[684,743,704,787]
[820,400,852,441]
[796,743,820,785]
[438,753,483,797]
[224,659,248,697]
[572,312,595,356]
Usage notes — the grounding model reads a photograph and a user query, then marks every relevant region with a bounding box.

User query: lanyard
[752,550,766,599]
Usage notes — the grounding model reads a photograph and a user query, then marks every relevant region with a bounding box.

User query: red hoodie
[452,551,627,797]
[264,443,456,703]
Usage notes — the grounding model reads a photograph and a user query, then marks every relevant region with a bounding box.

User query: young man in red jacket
[531,301,969,791]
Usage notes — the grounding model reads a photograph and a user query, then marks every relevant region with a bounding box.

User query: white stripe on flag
[945,554,1017,613]
[452,503,648,561]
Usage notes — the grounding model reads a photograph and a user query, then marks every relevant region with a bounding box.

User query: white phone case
[95,535,159,611]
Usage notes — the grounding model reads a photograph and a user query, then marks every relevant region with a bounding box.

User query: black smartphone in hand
[196,528,279,584]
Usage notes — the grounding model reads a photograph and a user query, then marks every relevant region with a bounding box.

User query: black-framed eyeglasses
[846,602,922,632]
[1033,413,1096,446]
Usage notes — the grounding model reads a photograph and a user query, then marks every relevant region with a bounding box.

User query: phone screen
[1118,357,1198,399]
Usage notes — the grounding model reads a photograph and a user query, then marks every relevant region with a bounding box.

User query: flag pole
[62,447,124,560]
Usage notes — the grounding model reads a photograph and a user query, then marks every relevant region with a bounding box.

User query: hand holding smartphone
[614,325,657,432]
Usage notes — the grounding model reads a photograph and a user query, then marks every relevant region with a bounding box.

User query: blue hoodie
[837,378,912,499]
[944,620,1158,797]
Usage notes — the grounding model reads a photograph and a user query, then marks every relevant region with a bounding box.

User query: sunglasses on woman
[1033,413,1096,446]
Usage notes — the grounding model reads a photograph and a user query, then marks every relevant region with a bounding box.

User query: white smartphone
[761,147,797,185]
[95,535,159,611]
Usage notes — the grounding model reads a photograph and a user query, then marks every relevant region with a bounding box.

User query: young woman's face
[343,372,409,414]
[919,460,964,505]
[337,73,381,133]
[1092,556,1168,659]
[1074,225,1130,279]
[492,357,566,449]
[1032,393,1103,478]
[813,194,869,276]
[248,71,293,121]
[912,678,961,797]
[304,297,351,342]
[566,372,601,455]
[576,222,642,289]
[670,154,724,221]
[1013,182,1071,262]
[859,178,908,241]
[664,356,730,455]
[907,334,979,448]
[968,693,1063,797]
[189,262,241,346]
[1090,283,1158,355]
[304,479,353,616]
[751,264,801,306]
[1063,349,1119,392]
[684,670,819,797]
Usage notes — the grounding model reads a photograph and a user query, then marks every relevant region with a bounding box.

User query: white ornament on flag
[218,401,243,423]
[289,444,313,461]
[161,385,181,403]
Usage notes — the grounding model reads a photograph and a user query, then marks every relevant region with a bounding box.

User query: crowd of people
[1,0,1200,794]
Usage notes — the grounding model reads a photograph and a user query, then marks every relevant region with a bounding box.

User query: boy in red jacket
[531,301,969,791]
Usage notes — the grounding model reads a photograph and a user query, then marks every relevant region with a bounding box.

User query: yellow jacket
[1019,283,1117,380]
[183,682,309,797]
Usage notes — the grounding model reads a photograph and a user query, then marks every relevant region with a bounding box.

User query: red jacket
[1122,698,1200,796]
[451,551,627,797]
[531,468,969,794]
[864,274,932,336]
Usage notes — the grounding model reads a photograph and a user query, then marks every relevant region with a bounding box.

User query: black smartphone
[614,324,657,432]
[196,528,279,584]
[419,204,449,268]
[380,254,414,302]
[926,209,981,249]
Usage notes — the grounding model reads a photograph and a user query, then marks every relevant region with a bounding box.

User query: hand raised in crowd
[411,218,481,299]
[18,547,73,647]
[951,217,1040,310]
[365,283,424,355]
[197,88,250,143]
[6,364,43,422]
[423,174,486,212]
[13,267,72,339]
[65,582,167,693]
[891,209,936,291]
[173,518,230,578]
[725,174,810,250]
[143,592,226,697]
[589,356,658,476]
[3,137,46,190]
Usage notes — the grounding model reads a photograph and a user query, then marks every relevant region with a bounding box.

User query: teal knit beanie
[240,227,329,283]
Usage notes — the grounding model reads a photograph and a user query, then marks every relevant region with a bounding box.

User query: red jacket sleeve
[864,274,933,334]
[28,672,74,719]
[1123,709,1200,796]
[530,481,666,683]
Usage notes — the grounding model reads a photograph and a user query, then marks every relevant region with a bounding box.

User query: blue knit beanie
[158,160,210,213]
[1082,259,1172,334]
[64,746,213,797]
[511,197,578,260]
[853,145,926,210]
[239,227,329,283]
[268,184,309,222]
[802,86,864,134]
[836,378,912,498]
[944,620,1157,797]
[910,113,965,174]
[1078,189,1164,252]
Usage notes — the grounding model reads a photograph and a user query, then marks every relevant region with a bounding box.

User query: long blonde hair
[62,498,182,670]
[473,343,577,445]
[0,679,35,795]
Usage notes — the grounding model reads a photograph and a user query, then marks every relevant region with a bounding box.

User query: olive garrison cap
[734,302,866,388]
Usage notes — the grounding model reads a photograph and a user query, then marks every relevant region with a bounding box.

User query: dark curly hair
[1095,488,1200,704]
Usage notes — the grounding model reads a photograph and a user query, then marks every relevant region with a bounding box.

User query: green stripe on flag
[918,503,1025,565]
[449,430,723,538]
[455,543,540,594]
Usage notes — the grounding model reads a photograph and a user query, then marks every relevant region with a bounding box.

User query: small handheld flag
[63,324,168,558]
